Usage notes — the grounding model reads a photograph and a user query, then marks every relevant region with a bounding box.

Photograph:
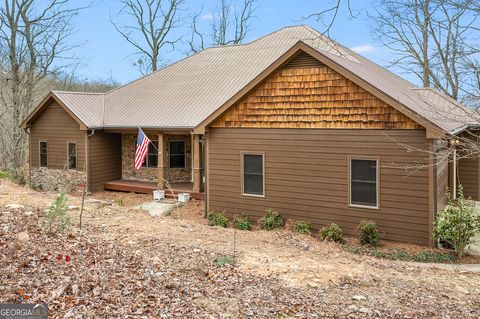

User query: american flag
[134,128,151,170]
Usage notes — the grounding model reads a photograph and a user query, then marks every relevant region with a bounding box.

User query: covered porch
[89,128,204,199]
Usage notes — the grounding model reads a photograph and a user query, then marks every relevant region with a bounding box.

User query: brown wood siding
[212,53,422,130]
[458,157,478,200]
[89,131,122,191]
[30,102,86,170]
[207,128,431,245]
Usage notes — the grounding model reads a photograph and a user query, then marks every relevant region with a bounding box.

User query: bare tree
[371,0,480,101]
[112,0,184,74]
[0,0,83,170]
[302,0,355,35]
[186,0,256,54]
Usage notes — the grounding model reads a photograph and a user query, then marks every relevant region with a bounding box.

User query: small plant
[293,221,311,234]
[113,198,125,207]
[320,223,343,242]
[433,186,480,256]
[45,193,71,234]
[233,214,252,230]
[0,170,9,179]
[259,209,284,230]
[208,211,229,228]
[214,255,234,267]
[358,220,380,246]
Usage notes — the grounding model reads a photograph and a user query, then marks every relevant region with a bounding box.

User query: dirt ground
[1,179,480,318]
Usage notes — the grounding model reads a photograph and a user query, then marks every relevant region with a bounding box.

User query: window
[169,140,185,168]
[350,158,378,208]
[68,142,77,170]
[39,141,47,168]
[142,141,158,168]
[242,153,264,197]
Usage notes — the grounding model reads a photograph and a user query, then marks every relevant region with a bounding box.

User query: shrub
[320,223,343,242]
[208,211,229,228]
[293,221,311,234]
[45,193,70,234]
[233,214,252,230]
[259,209,283,230]
[358,220,380,246]
[433,186,480,256]
[214,255,234,267]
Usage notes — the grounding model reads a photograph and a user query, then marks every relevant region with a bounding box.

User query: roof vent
[282,51,324,69]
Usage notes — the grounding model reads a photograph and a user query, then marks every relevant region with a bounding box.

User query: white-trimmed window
[169,140,186,168]
[68,142,77,170]
[242,152,264,197]
[349,158,378,208]
[39,141,48,168]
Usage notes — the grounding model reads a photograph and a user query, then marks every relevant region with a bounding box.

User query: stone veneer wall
[30,168,86,193]
[121,133,192,183]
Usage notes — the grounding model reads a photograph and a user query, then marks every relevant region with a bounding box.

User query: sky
[70,0,394,85]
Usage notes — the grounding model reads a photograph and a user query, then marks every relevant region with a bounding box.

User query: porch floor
[103,179,204,200]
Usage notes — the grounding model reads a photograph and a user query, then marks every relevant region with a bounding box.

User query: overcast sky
[71,0,395,85]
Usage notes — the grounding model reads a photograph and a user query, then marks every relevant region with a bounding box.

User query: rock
[456,286,469,294]
[5,204,24,209]
[2,225,9,233]
[307,282,318,288]
[68,205,80,210]
[24,211,33,216]
[347,305,358,312]
[193,248,201,253]
[359,307,372,314]
[15,231,30,242]
[352,295,367,301]
[93,287,102,296]
[71,284,79,296]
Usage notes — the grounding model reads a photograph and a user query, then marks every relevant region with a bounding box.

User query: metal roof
[30,25,475,134]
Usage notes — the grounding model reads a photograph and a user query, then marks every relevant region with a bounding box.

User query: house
[21,25,478,245]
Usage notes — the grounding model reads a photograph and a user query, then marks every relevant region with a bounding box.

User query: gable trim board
[195,42,442,137]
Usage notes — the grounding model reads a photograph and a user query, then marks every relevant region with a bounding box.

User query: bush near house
[293,221,311,234]
[433,186,480,256]
[233,214,252,230]
[259,209,284,230]
[320,223,343,242]
[358,220,380,246]
[207,211,229,228]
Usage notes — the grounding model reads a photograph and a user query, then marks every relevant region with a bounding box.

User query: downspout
[433,144,438,215]
[201,134,207,218]
[452,146,457,200]
[23,127,31,185]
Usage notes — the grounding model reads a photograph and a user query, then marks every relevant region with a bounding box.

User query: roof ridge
[52,90,106,95]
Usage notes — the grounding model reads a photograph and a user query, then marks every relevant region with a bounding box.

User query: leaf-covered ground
[1,180,480,318]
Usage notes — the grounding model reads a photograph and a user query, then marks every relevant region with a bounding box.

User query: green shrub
[208,211,229,228]
[45,193,70,234]
[293,221,311,234]
[358,220,380,246]
[233,214,252,230]
[320,223,343,242]
[433,186,480,256]
[259,209,284,230]
[0,170,9,179]
[214,255,234,267]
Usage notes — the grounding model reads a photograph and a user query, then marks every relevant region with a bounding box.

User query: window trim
[67,141,77,171]
[39,140,48,169]
[241,151,265,198]
[169,139,186,169]
[348,156,380,210]
[142,140,159,168]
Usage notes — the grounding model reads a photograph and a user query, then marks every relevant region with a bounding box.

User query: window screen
[243,154,264,196]
[350,159,377,207]
[142,141,158,168]
[39,141,47,168]
[169,141,185,168]
[68,143,77,170]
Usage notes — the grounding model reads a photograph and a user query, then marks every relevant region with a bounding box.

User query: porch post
[193,134,201,193]
[157,133,167,190]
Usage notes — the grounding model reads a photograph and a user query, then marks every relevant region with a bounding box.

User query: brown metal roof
[25,25,475,134]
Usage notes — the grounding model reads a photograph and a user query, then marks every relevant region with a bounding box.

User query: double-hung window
[68,142,77,170]
[169,140,186,168]
[39,141,48,168]
[349,158,378,208]
[142,141,159,168]
[242,153,264,197]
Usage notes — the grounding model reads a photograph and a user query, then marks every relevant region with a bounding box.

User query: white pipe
[453,147,457,200]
